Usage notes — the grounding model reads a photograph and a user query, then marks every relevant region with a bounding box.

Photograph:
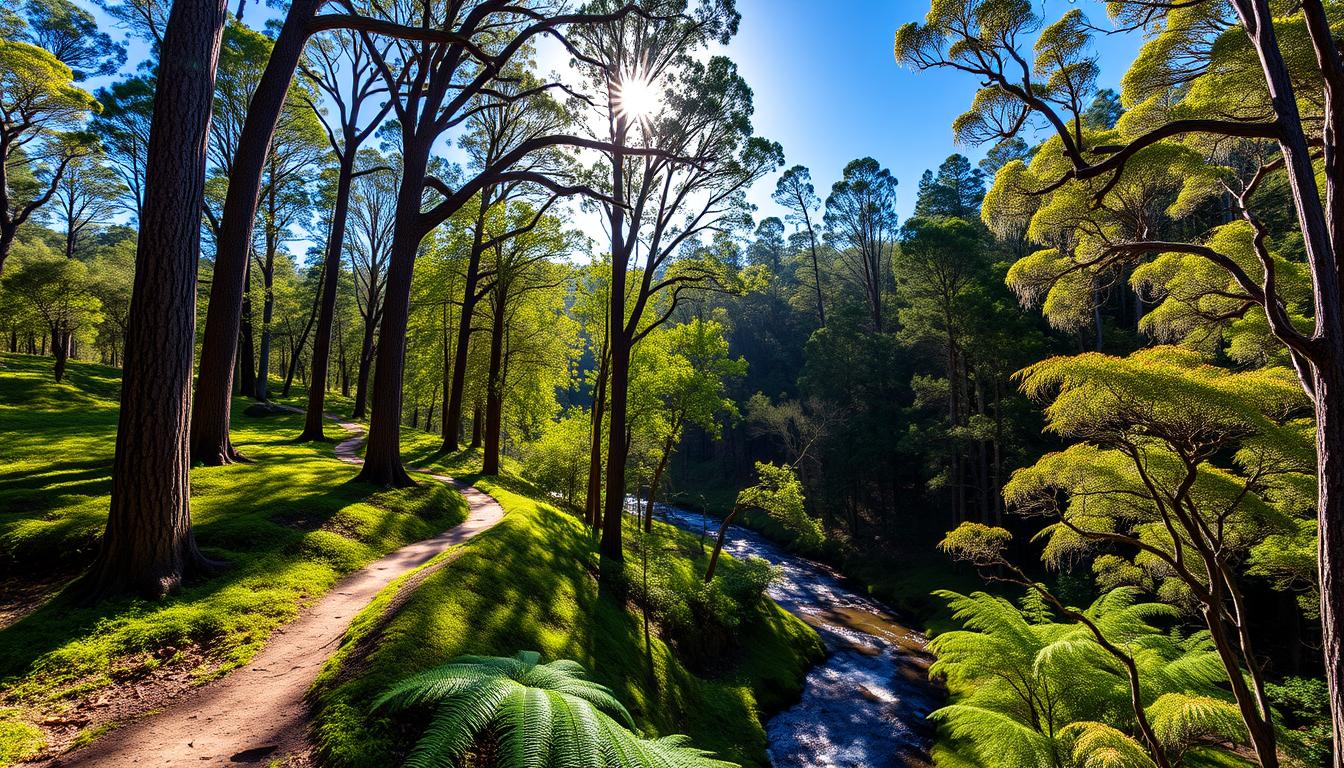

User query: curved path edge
[48,411,504,767]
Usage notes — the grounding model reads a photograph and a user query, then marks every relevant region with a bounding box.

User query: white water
[655,503,940,767]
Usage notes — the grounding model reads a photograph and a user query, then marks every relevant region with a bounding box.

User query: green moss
[0,713,43,763]
[311,431,823,768]
[0,354,466,749]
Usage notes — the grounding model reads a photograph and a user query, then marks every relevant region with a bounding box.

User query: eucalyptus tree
[251,103,324,402]
[572,0,782,562]
[442,72,575,454]
[772,164,826,326]
[895,2,1344,750]
[344,150,396,419]
[296,28,392,440]
[50,147,125,260]
[349,2,684,486]
[83,0,228,598]
[0,39,98,275]
[477,203,579,475]
[92,75,154,220]
[823,157,898,332]
[19,0,126,80]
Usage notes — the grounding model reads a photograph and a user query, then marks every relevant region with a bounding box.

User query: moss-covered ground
[309,433,823,768]
[0,353,823,767]
[0,353,465,763]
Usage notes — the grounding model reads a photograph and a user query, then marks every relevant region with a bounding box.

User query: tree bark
[353,139,428,487]
[585,335,609,529]
[300,148,354,441]
[189,0,322,464]
[52,326,69,382]
[442,189,491,453]
[600,322,630,562]
[83,0,226,598]
[704,504,743,583]
[1316,364,1344,766]
[254,251,276,401]
[482,292,505,475]
[352,304,376,418]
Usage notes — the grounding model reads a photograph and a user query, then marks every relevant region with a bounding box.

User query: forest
[0,0,1341,766]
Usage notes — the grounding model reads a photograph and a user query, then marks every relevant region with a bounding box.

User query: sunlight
[613,72,660,122]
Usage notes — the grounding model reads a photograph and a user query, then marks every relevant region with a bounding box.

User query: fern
[375,650,737,768]
[929,590,1248,766]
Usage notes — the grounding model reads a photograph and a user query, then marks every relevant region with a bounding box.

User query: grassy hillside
[311,436,824,768]
[0,353,823,766]
[0,353,465,763]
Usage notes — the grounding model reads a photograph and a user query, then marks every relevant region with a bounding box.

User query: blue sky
[723,0,1145,224]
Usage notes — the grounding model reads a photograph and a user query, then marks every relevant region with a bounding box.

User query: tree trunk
[704,504,743,583]
[301,147,355,440]
[237,259,256,397]
[352,308,376,418]
[0,228,14,278]
[644,438,672,534]
[442,190,491,453]
[188,0,321,465]
[254,254,275,401]
[52,326,69,382]
[600,325,630,563]
[83,0,226,598]
[1316,363,1344,766]
[586,337,609,528]
[482,293,506,476]
[353,139,429,487]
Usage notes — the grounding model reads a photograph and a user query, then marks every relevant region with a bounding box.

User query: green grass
[0,353,466,758]
[310,432,824,768]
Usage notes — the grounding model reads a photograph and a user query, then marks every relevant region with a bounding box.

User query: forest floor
[308,433,824,768]
[0,354,823,768]
[0,354,469,765]
[44,411,505,767]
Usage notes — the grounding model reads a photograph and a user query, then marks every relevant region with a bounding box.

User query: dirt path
[47,414,503,767]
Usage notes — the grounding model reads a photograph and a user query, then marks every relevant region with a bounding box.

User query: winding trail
[49,413,504,767]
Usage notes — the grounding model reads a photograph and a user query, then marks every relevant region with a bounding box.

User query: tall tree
[92,75,154,220]
[572,12,782,560]
[0,39,97,275]
[20,0,126,79]
[82,0,228,598]
[772,164,826,327]
[296,28,391,440]
[823,157,897,332]
[442,72,572,454]
[50,146,124,260]
[345,150,394,420]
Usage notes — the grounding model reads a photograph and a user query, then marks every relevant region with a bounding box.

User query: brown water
[659,504,941,767]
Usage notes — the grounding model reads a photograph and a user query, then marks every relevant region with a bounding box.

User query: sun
[614,72,660,121]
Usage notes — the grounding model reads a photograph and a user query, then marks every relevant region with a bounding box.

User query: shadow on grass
[0,360,469,720]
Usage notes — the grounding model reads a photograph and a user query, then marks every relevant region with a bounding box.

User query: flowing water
[656,503,942,768]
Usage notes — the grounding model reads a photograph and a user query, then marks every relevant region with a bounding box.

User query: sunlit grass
[0,353,467,762]
[310,429,823,768]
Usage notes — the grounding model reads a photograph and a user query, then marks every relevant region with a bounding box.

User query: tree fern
[374,650,737,768]
[929,590,1248,767]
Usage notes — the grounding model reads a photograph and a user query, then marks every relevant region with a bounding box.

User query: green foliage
[737,462,823,551]
[375,650,735,768]
[929,588,1243,766]
[0,356,466,750]
[313,431,823,768]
